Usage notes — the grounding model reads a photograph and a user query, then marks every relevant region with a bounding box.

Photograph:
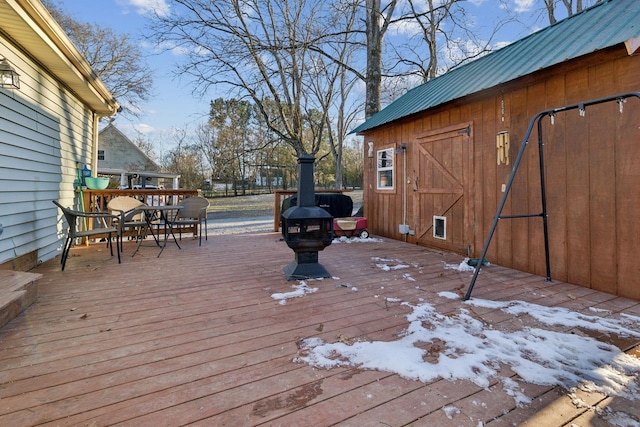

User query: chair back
[107,196,146,222]
[179,196,209,220]
[52,200,121,269]
[52,200,79,238]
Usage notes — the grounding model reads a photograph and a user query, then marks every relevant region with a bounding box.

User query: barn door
[413,122,473,253]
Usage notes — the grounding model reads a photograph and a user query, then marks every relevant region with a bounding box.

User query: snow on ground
[444,257,477,272]
[332,236,383,244]
[270,281,319,305]
[296,293,640,398]
[372,256,416,272]
[283,252,640,414]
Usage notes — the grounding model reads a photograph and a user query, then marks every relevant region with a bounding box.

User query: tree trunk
[335,148,343,190]
[365,0,382,119]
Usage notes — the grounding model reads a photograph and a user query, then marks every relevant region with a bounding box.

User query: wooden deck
[1,232,639,426]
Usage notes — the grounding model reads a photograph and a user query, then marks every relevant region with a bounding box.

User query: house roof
[99,123,161,170]
[352,0,640,134]
[0,0,119,115]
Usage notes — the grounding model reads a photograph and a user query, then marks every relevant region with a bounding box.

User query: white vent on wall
[433,216,446,240]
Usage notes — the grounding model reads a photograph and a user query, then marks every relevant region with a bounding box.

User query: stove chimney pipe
[297,154,316,207]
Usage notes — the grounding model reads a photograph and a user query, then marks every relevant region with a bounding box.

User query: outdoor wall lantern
[0,58,20,89]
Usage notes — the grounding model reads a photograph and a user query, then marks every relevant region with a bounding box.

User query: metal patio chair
[52,200,121,270]
[173,196,210,246]
[106,196,150,251]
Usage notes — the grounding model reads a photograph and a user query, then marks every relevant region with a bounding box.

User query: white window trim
[376,147,394,190]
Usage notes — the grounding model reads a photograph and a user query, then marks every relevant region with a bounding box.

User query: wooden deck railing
[79,189,201,240]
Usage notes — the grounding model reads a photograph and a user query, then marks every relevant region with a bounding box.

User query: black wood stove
[281,155,333,280]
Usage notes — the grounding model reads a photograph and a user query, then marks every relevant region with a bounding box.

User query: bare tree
[509,0,602,26]
[201,98,255,195]
[304,0,362,188]
[132,135,156,159]
[396,0,499,82]
[161,128,206,189]
[364,0,397,118]
[252,106,298,189]
[149,0,340,157]
[327,64,361,189]
[43,0,154,117]
[543,0,594,24]
[359,0,505,115]
[149,0,509,191]
[341,138,364,189]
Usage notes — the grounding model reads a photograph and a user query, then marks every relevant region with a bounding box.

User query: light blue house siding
[0,0,118,269]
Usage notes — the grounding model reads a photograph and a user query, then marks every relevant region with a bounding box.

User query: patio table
[131,205,183,257]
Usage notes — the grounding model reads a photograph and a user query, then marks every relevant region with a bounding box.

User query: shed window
[376,148,394,189]
[98,150,105,161]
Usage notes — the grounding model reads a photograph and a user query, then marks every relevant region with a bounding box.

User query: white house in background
[98,122,171,189]
[0,0,119,271]
[98,123,160,173]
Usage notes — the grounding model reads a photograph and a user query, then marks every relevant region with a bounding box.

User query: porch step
[0,270,41,329]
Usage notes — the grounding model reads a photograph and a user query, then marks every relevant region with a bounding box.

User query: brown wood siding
[525,81,546,278]
[509,86,531,271]
[485,98,501,261]
[564,65,592,288]
[615,54,640,300]
[543,76,568,282]
[616,93,640,300]
[361,44,640,299]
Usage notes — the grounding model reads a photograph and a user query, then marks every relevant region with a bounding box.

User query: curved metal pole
[463,92,640,301]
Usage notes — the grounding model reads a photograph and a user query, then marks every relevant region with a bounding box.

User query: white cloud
[513,0,535,13]
[118,0,170,17]
[132,123,157,134]
[493,40,513,50]
[115,122,157,137]
[388,18,422,38]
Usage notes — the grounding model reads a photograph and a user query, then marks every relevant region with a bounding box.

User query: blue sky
[50,0,209,152]
[49,0,549,149]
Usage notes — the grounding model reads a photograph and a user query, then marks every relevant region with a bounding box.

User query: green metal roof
[352,0,640,134]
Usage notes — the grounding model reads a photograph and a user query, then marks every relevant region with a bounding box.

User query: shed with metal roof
[356,0,640,300]
[354,0,640,134]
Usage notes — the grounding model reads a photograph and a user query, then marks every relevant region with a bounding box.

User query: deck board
[0,232,638,426]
